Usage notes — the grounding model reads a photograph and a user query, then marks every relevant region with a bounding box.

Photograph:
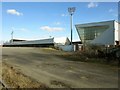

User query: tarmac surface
[2,47,118,88]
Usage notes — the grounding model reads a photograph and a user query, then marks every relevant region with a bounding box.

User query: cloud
[40,26,64,32]
[61,14,67,17]
[87,2,98,8]
[7,9,23,16]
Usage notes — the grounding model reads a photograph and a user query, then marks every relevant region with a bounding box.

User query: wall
[3,38,54,47]
[119,23,120,41]
[91,21,114,45]
[58,45,74,52]
[76,20,115,45]
[114,21,119,41]
[4,38,54,45]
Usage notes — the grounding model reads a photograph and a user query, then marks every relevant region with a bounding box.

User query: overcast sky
[2,2,118,42]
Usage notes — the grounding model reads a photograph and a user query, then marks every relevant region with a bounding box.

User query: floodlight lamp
[68,7,76,15]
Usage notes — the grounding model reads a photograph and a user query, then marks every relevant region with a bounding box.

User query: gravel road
[2,47,118,88]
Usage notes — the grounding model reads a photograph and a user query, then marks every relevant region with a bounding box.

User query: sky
[2,2,118,42]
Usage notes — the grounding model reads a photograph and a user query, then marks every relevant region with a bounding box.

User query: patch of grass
[56,52,119,67]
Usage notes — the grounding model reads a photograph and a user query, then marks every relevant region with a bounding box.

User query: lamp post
[68,7,76,45]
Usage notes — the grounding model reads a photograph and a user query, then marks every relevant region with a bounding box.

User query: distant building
[72,41,82,51]
[54,37,75,51]
[10,39,26,43]
[75,20,120,46]
[54,37,70,46]
[3,38,54,47]
[10,39,26,42]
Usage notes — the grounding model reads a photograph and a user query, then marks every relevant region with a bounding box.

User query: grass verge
[2,62,48,88]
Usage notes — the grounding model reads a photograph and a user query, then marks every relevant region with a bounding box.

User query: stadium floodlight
[68,7,76,45]
[68,7,76,15]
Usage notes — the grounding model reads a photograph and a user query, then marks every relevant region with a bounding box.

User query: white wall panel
[76,20,115,45]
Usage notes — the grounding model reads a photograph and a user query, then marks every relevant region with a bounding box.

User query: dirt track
[2,62,47,88]
[2,47,118,88]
